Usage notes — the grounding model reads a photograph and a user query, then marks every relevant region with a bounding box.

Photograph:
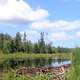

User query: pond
[0,58,71,70]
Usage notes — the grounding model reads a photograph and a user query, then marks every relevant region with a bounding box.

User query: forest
[0,32,71,54]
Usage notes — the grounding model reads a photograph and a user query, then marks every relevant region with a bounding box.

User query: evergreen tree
[33,43,40,53]
[2,40,11,53]
[10,40,16,53]
[22,32,27,52]
[0,32,71,54]
[26,40,32,53]
[15,32,22,52]
[39,32,46,53]
[47,43,53,54]
[0,33,4,50]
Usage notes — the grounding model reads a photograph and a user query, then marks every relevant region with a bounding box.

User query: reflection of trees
[48,59,53,66]
[25,59,32,67]
[34,59,41,67]
[41,58,46,66]
[2,58,54,69]
[2,58,69,69]
[57,59,62,64]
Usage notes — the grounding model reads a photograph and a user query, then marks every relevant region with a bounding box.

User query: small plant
[33,73,53,80]
[4,71,29,80]
[4,71,55,80]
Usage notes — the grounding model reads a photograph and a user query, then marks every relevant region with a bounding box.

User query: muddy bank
[16,64,71,77]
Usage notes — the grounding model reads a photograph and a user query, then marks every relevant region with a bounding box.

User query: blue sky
[0,0,80,48]
[27,0,80,20]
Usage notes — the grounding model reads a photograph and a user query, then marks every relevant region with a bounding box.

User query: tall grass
[72,48,80,80]
[0,53,71,60]
[2,71,29,80]
[66,48,80,80]
[2,70,54,80]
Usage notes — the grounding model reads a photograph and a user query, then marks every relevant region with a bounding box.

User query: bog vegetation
[1,48,80,80]
[1,32,80,80]
[64,48,80,80]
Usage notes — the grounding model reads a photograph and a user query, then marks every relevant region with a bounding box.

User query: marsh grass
[0,53,72,69]
[66,48,80,80]
[0,53,72,80]
[2,70,54,80]
[0,53,71,60]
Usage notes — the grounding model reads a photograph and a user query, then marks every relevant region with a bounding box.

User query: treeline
[0,32,71,54]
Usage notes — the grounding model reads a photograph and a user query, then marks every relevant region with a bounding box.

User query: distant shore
[0,53,72,63]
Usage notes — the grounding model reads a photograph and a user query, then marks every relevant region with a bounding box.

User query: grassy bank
[0,53,72,67]
[66,48,80,80]
[1,70,55,80]
[0,53,72,80]
[0,52,72,59]
[1,48,80,80]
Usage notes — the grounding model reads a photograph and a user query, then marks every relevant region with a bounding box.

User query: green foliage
[39,32,46,53]
[5,71,29,80]
[33,43,40,53]
[66,48,80,80]
[57,46,71,53]
[72,48,80,80]
[47,43,53,54]
[4,71,54,80]
[0,32,71,54]
[26,40,33,53]
[33,73,53,80]
[14,32,22,52]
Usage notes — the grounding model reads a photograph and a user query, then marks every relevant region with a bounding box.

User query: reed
[66,48,80,80]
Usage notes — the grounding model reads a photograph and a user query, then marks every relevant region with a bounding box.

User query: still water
[0,58,71,69]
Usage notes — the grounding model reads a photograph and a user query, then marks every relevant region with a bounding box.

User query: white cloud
[21,29,40,42]
[0,0,49,23]
[30,20,80,31]
[76,31,80,39]
[21,30,69,43]
[48,32,72,41]
[21,30,73,42]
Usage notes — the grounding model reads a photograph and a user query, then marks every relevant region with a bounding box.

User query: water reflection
[51,60,71,67]
[0,58,71,69]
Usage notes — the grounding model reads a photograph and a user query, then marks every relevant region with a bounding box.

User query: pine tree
[39,32,46,53]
